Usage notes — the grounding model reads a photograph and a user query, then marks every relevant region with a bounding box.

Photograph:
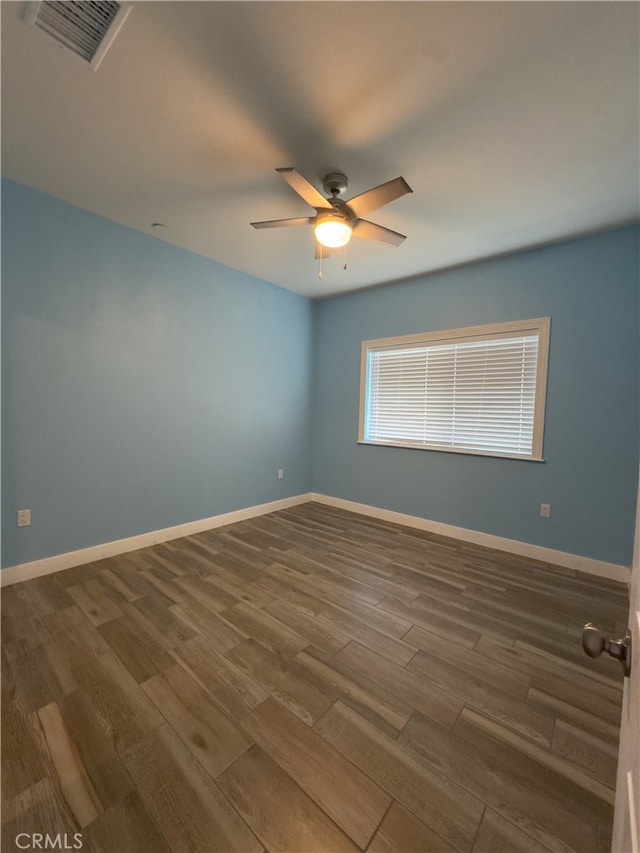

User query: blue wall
[312,227,639,566]
[2,179,313,567]
[2,179,638,569]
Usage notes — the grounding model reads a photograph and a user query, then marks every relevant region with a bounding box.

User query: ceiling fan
[250,168,413,258]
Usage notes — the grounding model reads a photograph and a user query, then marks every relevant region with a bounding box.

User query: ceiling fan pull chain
[343,245,348,271]
[318,245,323,279]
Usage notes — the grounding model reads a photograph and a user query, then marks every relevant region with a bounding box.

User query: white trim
[0,494,313,587]
[358,316,550,461]
[356,439,544,463]
[311,493,630,585]
[2,490,628,588]
[361,317,551,352]
[532,316,550,458]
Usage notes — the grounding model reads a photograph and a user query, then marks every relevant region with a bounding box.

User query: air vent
[22,1,131,69]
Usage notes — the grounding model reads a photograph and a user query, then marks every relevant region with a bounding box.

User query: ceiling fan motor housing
[322,172,349,198]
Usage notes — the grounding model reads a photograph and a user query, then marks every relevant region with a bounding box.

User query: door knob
[582,623,632,677]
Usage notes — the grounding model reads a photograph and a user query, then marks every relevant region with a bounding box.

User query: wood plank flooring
[1,502,629,853]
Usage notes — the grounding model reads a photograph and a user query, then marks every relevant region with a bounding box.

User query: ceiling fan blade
[346,177,412,219]
[276,167,332,210]
[352,219,407,247]
[251,217,314,229]
[315,243,332,259]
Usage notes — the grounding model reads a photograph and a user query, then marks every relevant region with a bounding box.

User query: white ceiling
[2,1,638,298]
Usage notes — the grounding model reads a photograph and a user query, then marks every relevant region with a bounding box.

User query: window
[359,317,550,460]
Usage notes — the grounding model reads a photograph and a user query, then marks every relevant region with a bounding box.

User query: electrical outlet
[277,469,284,480]
[540,503,551,518]
[17,509,31,527]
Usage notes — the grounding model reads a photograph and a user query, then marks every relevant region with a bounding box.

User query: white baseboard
[310,493,631,585]
[0,493,313,587]
[2,490,629,588]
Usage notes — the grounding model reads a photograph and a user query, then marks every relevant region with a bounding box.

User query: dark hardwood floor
[1,502,629,852]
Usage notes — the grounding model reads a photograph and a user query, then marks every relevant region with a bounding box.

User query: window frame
[358,317,551,461]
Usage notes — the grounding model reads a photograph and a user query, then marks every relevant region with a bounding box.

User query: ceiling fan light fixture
[314,214,352,249]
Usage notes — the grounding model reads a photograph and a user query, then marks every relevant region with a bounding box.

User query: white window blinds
[361,319,549,460]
